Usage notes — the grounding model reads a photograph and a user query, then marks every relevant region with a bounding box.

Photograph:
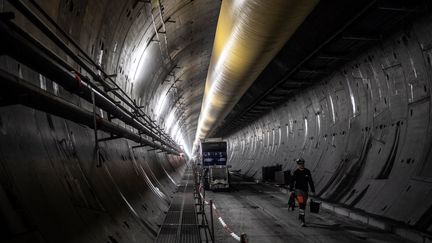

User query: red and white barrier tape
[198,185,241,242]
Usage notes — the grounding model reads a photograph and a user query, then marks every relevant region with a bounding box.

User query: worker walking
[289,158,315,227]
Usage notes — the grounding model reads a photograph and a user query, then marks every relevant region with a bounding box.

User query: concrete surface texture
[1,0,432,243]
[227,12,432,234]
[0,104,185,242]
[0,0,221,242]
[204,180,409,243]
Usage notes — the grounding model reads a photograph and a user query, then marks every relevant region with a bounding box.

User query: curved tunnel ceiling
[2,0,432,242]
[4,0,429,168]
[41,0,223,156]
[119,0,221,155]
[194,0,319,143]
[7,1,429,157]
[213,0,432,137]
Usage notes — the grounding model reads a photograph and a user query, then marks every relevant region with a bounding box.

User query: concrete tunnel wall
[0,105,185,242]
[3,0,432,242]
[0,0,197,242]
[226,13,432,233]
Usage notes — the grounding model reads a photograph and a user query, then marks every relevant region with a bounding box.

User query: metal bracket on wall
[2,0,181,154]
[104,73,117,79]
[107,113,117,121]
[98,135,121,142]
[1,2,179,154]
[90,89,103,168]
[105,87,120,93]
[132,144,149,149]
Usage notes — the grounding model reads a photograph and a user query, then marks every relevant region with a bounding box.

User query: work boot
[288,203,293,211]
[299,215,306,227]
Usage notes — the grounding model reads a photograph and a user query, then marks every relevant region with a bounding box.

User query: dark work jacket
[290,168,315,193]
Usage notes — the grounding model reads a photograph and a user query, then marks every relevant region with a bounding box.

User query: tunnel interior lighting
[130,43,151,84]
[329,95,336,123]
[193,0,319,151]
[303,118,308,149]
[165,110,176,130]
[346,78,357,116]
[155,91,169,119]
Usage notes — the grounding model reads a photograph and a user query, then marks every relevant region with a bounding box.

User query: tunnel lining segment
[0,17,180,154]
[2,0,181,153]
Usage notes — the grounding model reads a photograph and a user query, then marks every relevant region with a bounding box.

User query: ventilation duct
[195,0,319,142]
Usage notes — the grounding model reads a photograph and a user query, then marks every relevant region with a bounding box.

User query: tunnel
[1,0,432,242]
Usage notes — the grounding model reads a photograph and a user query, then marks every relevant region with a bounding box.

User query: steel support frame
[0,69,178,155]
[0,20,180,154]
[5,0,179,149]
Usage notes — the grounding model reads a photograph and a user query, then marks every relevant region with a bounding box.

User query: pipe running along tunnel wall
[0,0,221,242]
[2,0,432,242]
[195,0,319,142]
[226,13,432,232]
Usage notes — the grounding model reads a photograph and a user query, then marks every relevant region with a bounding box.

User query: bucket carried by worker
[310,199,321,213]
[288,191,296,210]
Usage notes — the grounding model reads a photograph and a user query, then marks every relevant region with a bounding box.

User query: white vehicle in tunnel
[201,139,230,190]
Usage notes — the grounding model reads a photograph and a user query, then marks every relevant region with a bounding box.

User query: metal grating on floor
[177,185,186,192]
[169,198,183,212]
[155,167,200,243]
[182,204,195,213]
[180,225,200,243]
[185,185,194,192]
[156,225,177,243]
[164,211,181,224]
[182,211,198,225]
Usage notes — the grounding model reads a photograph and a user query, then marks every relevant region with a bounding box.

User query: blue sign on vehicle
[202,142,227,166]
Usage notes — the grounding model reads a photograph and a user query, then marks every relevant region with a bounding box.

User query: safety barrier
[193,165,248,243]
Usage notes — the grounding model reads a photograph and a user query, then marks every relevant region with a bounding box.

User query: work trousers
[296,189,308,218]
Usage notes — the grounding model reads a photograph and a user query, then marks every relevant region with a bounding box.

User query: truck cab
[200,139,230,190]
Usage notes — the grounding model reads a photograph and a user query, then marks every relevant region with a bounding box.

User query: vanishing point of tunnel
[1,0,432,242]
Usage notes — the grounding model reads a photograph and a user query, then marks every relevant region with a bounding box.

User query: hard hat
[296,158,305,165]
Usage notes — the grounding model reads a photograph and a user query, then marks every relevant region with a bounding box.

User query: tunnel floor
[203,175,409,243]
[155,166,200,243]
